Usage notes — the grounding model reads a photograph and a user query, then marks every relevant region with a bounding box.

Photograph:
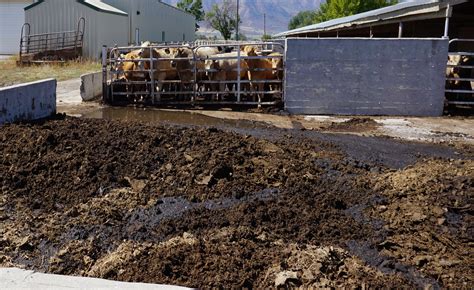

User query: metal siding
[96,11,129,57]
[24,0,128,58]
[102,0,195,43]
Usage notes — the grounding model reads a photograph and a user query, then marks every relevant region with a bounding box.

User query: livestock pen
[101,41,285,108]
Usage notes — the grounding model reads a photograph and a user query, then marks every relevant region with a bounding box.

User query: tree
[262,34,273,41]
[177,0,204,30]
[288,10,317,30]
[234,33,247,41]
[205,0,240,40]
[289,0,398,30]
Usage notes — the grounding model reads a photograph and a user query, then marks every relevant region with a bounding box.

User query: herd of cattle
[109,42,284,105]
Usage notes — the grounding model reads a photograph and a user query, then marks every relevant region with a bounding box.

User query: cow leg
[257,83,264,108]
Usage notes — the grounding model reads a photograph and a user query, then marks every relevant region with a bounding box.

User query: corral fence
[101,41,285,107]
[19,18,85,65]
[445,38,474,106]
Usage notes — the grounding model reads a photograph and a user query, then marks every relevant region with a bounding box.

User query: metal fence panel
[445,39,474,106]
[102,42,285,107]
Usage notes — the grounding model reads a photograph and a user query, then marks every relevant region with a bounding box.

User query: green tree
[288,10,317,30]
[289,0,398,30]
[205,0,240,40]
[177,0,204,30]
[262,34,273,41]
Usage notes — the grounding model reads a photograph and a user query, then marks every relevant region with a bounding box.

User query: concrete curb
[0,79,56,124]
[80,71,102,102]
[0,268,191,290]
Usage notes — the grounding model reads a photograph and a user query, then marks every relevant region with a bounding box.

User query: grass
[0,56,101,87]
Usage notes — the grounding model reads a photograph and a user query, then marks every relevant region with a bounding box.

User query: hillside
[163,0,323,37]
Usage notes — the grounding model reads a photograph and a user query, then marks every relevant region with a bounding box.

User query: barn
[24,0,196,59]
[0,0,33,54]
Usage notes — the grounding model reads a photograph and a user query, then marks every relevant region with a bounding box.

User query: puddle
[126,188,280,230]
[80,107,460,170]
[347,240,440,289]
[82,106,260,129]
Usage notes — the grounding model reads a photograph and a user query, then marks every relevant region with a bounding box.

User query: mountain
[162,0,323,37]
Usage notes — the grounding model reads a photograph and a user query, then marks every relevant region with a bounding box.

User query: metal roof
[25,0,128,16]
[274,0,467,37]
[81,0,128,15]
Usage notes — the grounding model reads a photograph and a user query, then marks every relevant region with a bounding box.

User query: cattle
[446,55,473,97]
[270,52,283,81]
[204,51,249,101]
[242,45,274,105]
[169,46,224,99]
[137,43,179,101]
[194,46,221,95]
[115,49,148,100]
[169,46,195,99]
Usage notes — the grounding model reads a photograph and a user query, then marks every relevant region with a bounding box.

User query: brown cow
[116,49,148,98]
[243,46,274,105]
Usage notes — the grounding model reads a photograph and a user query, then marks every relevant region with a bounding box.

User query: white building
[0,0,33,54]
[24,0,196,59]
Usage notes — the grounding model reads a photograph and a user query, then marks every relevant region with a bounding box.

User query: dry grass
[0,56,101,87]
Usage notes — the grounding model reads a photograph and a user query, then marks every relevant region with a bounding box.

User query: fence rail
[19,18,85,64]
[445,38,474,106]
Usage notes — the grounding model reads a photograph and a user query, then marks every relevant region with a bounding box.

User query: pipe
[236,0,239,41]
[443,4,452,39]
[398,22,403,38]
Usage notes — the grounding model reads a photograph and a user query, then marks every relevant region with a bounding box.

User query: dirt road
[0,117,472,288]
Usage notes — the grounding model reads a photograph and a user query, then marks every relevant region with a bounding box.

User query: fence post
[150,46,155,105]
[237,43,241,102]
[193,49,197,104]
[102,45,108,103]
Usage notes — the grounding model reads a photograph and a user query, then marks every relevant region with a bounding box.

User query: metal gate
[445,38,474,106]
[19,18,85,64]
[101,41,285,107]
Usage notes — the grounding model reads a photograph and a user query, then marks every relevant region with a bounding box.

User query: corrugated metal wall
[102,0,196,43]
[25,0,128,58]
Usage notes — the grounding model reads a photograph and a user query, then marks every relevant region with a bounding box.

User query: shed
[24,0,196,59]
[0,0,33,54]
[274,0,474,41]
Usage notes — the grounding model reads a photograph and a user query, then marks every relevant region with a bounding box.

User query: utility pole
[264,13,266,37]
[236,0,240,41]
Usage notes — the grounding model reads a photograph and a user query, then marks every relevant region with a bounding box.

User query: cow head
[242,45,258,56]
[170,47,193,69]
[204,59,217,77]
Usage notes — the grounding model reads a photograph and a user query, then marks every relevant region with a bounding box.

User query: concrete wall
[80,71,102,101]
[0,79,56,124]
[284,38,448,116]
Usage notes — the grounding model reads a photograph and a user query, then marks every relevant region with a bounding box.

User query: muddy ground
[0,117,472,288]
